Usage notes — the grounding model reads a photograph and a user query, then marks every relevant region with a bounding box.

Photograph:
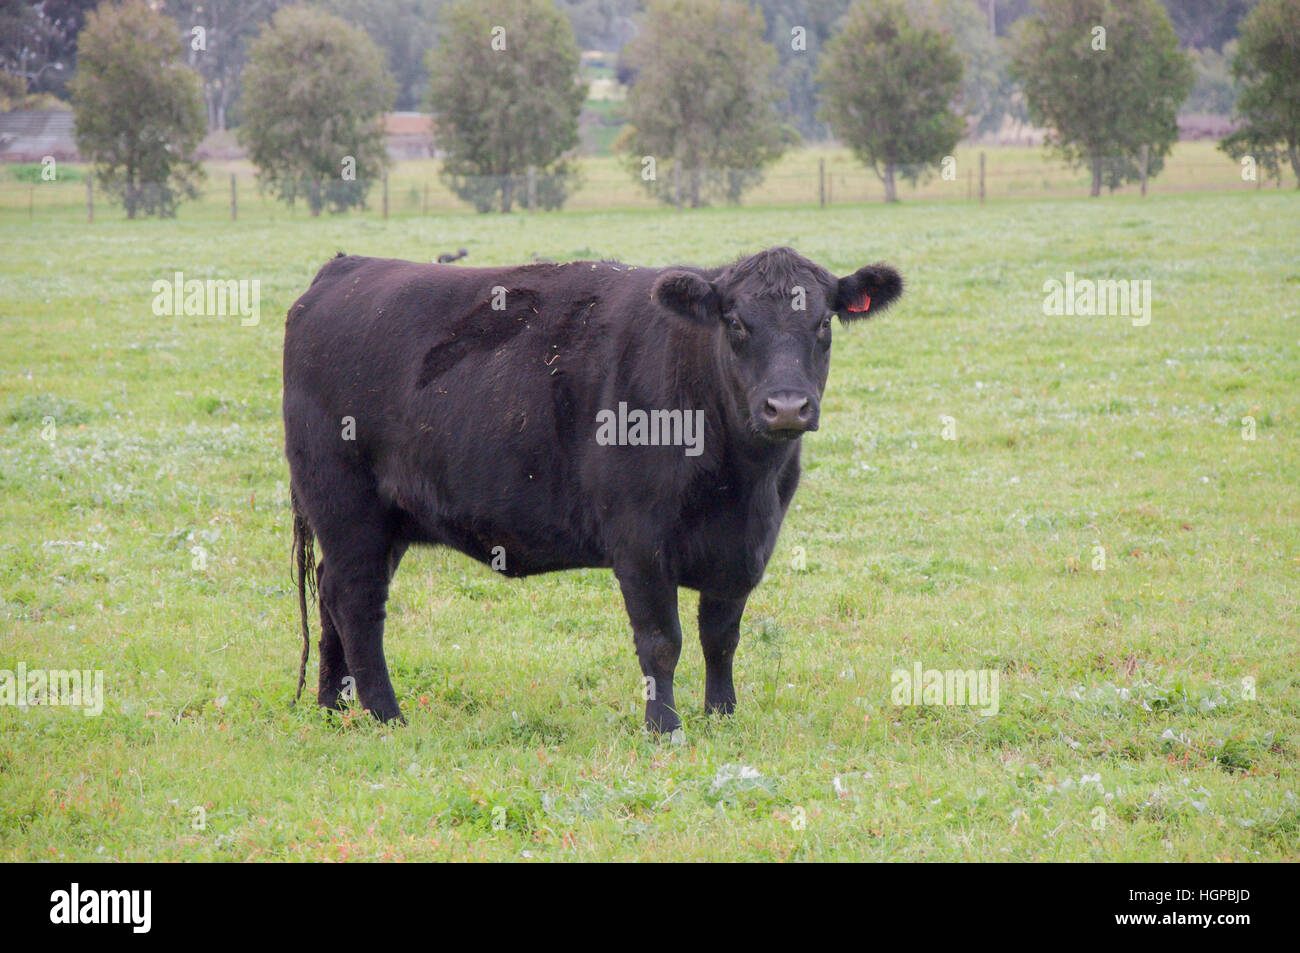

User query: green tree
[819,0,965,203]
[1011,0,1193,196]
[239,7,394,216]
[428,0,586,213]
[69,0,205,219]
[619,0,794,207]
[1219,0,1300,188]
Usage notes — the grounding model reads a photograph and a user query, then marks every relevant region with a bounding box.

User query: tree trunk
[689,167,701,208]
[501,176,514,213]
[883,162,897,203]
[1090,155,1102,197]
[1290,144,1300,189]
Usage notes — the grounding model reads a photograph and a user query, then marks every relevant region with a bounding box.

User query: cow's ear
[833,264,903,321]
[651,270,723,327]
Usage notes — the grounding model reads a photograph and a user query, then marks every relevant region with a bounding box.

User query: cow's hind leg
[317,539,409,713]
[303,466,408,722]
[317,545,403,722]
[315,560,350,711]
[699,593,747,715]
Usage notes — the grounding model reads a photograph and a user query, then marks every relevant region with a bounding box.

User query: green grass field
[1,141,1291,221]
[1,183,1297,861]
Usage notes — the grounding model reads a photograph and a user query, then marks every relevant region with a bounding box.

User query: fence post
[230,173,237,221]
[979,151,986,204]
[673,162,682,211]
[1140,144,1149,197]
[819,158,826,208]
[86,176,93,223]
[382,172,389,219]
[527,165,537,212]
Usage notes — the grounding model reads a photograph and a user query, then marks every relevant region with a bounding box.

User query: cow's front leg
[699,593,747,715]
[615,566,683,734]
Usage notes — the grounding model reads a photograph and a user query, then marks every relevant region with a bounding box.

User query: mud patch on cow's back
[416,288,541,388]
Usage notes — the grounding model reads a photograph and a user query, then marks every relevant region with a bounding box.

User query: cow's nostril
[763,394,812,430]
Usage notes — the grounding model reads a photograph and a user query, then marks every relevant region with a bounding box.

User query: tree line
[23,0,1300,217]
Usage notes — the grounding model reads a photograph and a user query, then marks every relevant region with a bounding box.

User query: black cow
[284,246,903,732]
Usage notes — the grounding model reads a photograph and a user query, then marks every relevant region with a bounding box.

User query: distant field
[0,141,1290,223]
[0,189,1297,860]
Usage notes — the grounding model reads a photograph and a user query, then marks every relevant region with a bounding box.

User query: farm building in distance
[383,112,437,160]
[0,110,438,163]
[0,110,80,162]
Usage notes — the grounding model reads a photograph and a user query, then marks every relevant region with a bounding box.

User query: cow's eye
[819,314,833,333]
[726,314,747,336]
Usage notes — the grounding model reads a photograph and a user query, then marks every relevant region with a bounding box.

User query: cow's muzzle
[758,392,818,437]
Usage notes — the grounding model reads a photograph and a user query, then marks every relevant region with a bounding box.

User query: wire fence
[0,149,1292,224]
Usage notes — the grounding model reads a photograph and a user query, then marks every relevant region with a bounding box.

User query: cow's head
[652,246,903,442]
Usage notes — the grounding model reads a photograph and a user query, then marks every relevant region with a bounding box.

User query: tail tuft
[290,489,316,704]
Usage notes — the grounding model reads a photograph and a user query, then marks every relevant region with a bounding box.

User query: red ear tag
[847,294,871,313]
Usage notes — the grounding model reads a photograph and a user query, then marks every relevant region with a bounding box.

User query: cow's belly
[433,512,606,576]
[389,471,606,576]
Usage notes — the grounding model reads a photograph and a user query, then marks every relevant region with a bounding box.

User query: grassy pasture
[0,141,1290,222]
[0,186,1297,861]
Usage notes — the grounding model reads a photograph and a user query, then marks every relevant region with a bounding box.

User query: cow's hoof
[643,704,681,735]
[317,692,343,712]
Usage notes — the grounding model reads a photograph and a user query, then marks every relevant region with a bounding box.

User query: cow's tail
[290,488,316,704]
